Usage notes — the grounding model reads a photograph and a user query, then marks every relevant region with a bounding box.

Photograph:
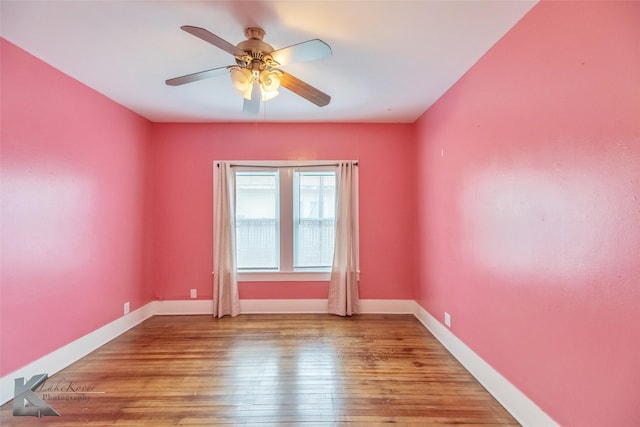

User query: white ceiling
[1,1,537,123]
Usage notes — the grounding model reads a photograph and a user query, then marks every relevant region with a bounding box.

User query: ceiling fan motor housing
[235,27,276,70]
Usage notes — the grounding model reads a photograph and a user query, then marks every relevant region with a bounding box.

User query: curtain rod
[216,162,358,168]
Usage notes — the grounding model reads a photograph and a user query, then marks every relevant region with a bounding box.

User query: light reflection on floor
[224,337,340,420]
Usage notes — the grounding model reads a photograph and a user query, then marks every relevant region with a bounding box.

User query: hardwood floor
[1,314,518,426]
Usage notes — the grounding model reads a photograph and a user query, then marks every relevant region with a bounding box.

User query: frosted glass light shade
[230,68,252,94]
[259,70,281,93]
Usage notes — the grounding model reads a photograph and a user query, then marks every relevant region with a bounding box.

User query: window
[293,172,336,269]
[235,171,279,270]
[230,162,337,281]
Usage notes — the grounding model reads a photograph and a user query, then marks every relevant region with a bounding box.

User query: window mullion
[279,168,294,271]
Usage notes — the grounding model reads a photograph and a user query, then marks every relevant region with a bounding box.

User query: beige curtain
[213,162,240,317]
[328,162,360,316]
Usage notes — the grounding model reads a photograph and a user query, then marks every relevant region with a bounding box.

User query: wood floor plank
[1,314,519,425]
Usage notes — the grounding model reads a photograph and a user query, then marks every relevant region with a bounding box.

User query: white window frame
[215,161,340,282]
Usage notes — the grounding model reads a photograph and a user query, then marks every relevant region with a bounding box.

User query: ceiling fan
[166,25,332,115]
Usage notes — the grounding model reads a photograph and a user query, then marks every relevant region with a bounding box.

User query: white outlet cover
[124,302,130,315]
[444,312,451,328]
[190,289,197,299]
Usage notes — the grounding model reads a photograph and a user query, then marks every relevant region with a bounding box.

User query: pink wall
[1,39,155,376]
[150,122,417,301]
[414,2,640,426]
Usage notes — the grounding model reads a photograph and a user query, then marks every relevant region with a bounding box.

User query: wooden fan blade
[165,66,230,86]
[279,71,331,107]
[181,25,246,57]
[243,79,261,115]
[271,39,331,67]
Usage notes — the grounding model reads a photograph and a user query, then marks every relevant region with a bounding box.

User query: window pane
[294,172,336,268]
[235,172,279,269]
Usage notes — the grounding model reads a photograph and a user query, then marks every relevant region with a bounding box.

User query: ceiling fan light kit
[166,25,332,115]
[230,67,281,101]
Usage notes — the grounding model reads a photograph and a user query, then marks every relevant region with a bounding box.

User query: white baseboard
[411,302,557,427]
[241,298,415,314]
[152,299,213,314]
[241,299,327,313]
[0,302,155,405]
[360,299,414,314]
[152,299,415,315]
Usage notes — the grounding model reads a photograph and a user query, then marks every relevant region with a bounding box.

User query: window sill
[238,271,331,282]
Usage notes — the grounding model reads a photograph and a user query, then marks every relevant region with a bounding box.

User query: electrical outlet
[124,302,130,315]
[444,312,451,328]
[190,289,197,299]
